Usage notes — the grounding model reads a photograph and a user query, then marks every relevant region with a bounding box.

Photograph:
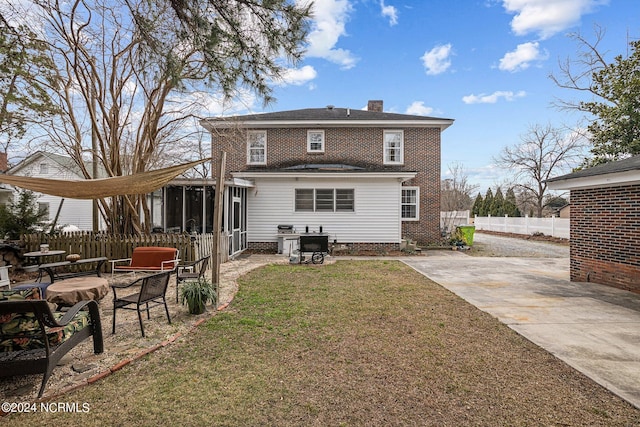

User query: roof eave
[547,170,640,190]
[233,170,417,182]
[201,119,454,131]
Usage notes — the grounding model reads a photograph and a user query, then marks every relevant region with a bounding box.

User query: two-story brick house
[201,100,454,252]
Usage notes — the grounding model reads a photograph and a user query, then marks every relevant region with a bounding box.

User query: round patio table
[46,277,109,307]
[24,250,66,259]
[23,250,66,270]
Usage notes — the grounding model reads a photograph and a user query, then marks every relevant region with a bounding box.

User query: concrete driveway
[403,241,640,409]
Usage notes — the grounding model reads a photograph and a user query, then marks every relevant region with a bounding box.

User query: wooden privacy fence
[21,233,216,272]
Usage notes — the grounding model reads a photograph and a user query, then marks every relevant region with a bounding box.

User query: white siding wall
[247,177,402,243]
[38,195,95,230]
[13,157,98,231]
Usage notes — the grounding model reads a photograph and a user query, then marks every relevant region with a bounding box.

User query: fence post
[551,215,555,238]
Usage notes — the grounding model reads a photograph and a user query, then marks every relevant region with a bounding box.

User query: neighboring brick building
[547,155,640,293]
[201,100,454,252]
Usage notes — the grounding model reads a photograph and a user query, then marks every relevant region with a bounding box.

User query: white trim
[307,130,325,153]
[246,130,267,165]
[547,170,640,190]
[383,129,404,165]
[202,119,454,131]
[401,186,420,221]
[234,171,416,181]
[294,188,355,213]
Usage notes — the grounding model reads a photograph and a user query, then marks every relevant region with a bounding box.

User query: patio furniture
[0,287,104,398]
[176,255,210,302]
[0,265,11,289]
[111,270,172,337]
[110,246,180,277]
[23,249,66,261]
[46,277,110,308]
[38,257,108,283]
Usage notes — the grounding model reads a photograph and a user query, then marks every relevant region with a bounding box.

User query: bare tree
[550,25,640,164]
[494,124,586,217]
[549,25,610,112]
[9,0,309,233]
[441,162,478,233]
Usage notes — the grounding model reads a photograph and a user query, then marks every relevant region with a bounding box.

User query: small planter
[180,278,217,315]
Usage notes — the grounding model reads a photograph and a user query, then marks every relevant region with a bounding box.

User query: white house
[6,152,104,231]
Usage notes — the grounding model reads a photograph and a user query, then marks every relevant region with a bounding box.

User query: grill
[299,233,329,254]
[277,225,294,234]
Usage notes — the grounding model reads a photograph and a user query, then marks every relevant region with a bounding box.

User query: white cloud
[405,101,434,116]
[498,41,549,72]
[462,90,526,104]
[421,43,453,75]
[304,0,358,69]
[277,65,318,86]
[502,0,609,39]
[380,0,398,26]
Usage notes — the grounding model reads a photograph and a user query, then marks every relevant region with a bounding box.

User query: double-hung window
[295,189,314,211]
[247,130,266,165]
[295,189,354,212]
[307,130,325,153]
[384,130,404,165]
[335,189,355,212]
[401,187,419,220]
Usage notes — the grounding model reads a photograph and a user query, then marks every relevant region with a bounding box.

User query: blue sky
[241,0,638,191]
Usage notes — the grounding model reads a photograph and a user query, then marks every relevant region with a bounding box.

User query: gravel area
[470,231,569,258]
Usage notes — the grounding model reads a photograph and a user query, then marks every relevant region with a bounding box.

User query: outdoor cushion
[0,310,91,352]
[129,247,178,268]
[0,286,92,351]
[112,247,179,273]
[1,287,42,301]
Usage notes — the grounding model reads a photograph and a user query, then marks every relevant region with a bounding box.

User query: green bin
[457,225,475,246]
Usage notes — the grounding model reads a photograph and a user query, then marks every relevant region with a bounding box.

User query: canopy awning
[0,158,211,199]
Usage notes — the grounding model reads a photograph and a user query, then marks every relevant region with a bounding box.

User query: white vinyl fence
[440,210,471,234]
[473,215,570,239]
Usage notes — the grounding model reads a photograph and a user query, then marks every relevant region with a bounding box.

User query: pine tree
[504,188,521,217]
[490,188,505,216]
[471,193,483,216]
[482,188,494,216]
[0,190,47,239]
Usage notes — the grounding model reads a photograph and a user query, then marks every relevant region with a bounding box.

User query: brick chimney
[0,152,7,173]
[367,100,383,112]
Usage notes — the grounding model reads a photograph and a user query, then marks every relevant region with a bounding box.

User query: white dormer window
[247,130,266,165]
[307,130,325,153]
[39,162,49,174]
[383,130,404,165]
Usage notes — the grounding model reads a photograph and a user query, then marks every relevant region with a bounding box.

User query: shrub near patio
[4,261,639,426]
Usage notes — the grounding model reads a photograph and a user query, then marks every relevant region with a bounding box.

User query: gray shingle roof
[547,155,640,182]
[204,106,453,123]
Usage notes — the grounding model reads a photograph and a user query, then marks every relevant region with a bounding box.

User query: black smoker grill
[298,233,329,264]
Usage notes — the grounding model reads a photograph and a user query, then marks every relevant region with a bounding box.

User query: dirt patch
[476,229,569,245]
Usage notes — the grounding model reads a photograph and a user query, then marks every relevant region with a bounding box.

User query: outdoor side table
[24,250,66,261]
[46,277,109,307]
[23,250,67,273]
